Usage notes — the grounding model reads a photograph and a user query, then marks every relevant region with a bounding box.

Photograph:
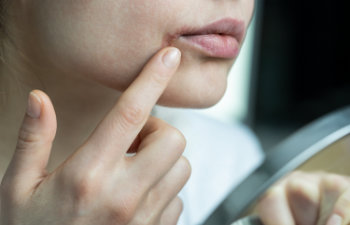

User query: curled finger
[148,156,191,213]
[159,197,184,225]
[127,118,187,193]
[285,174,320,225]
[326,188,350,225]
[257,185,295,225]
[318,174,349,225]
[127,156,190,225]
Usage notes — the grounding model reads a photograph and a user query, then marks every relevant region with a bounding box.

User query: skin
[257,172,350,225]
[0,0,254,171]
[1,48,190,225]
[12,0,254,108]
[0,0,349,225]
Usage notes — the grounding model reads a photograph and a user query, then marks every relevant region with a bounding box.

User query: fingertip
[26,90,42,119]
[31,89,56,121]
[31,89,52,110]
[23,89,57,142]
[179,156,192,180]
[329,189,350,225]
[162,47,181,68]
[326,214,342,225]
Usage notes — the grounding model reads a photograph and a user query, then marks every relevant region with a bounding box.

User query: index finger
[80,47,181,163]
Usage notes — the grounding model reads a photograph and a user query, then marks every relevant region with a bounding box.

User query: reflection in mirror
[242,134,350,225]
[203,107,350,225]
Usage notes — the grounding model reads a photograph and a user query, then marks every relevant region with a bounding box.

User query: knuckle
[322,174,348,192]
[118,103,146,128]
[73,179,93,202]
[174,197,184,213]
[162,126,186,153]
[109,208,134,224]
[179,156,192,181]
[286,177,319,202]
[286,176,306,192]
[150,70,168,87]
[109,193,139,224]
[147,65,169,84]
[16,125,41,150]
[70,171,102,203]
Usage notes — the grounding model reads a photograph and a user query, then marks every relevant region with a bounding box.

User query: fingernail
[326,214,343,225]
[162,48,181,68]
[26,91,41,119]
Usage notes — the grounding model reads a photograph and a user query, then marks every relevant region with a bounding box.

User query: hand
[0,47,191,225]
[256,171,350,225]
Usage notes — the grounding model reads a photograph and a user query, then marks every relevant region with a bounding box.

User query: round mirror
[203,106,350,225]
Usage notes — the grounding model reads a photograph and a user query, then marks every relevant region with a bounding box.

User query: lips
[167,18,246,59]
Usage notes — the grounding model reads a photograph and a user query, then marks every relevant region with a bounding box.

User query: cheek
[25,0,232,108]
[26,0,165,90]
[245,0,255,23]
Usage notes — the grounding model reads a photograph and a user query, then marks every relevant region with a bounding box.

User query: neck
[0,37,122,171]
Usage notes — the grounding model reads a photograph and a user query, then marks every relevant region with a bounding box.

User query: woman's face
[21,0,254,108]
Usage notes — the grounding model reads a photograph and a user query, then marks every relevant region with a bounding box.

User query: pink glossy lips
[181,34,239,58]
[176,18,245,59]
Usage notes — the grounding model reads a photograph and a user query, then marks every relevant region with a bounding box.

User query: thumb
[2,90,57,189]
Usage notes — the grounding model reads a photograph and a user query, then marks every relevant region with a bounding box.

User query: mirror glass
[203,107,350,225]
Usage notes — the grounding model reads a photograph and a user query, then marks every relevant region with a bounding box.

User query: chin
[157,74,228,108]
[156,55,231,108]
[157,91,226,108]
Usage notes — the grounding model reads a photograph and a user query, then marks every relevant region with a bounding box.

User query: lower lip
[179,34,240,59]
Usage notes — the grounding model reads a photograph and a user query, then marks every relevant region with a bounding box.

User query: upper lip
[167,18,246,45]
